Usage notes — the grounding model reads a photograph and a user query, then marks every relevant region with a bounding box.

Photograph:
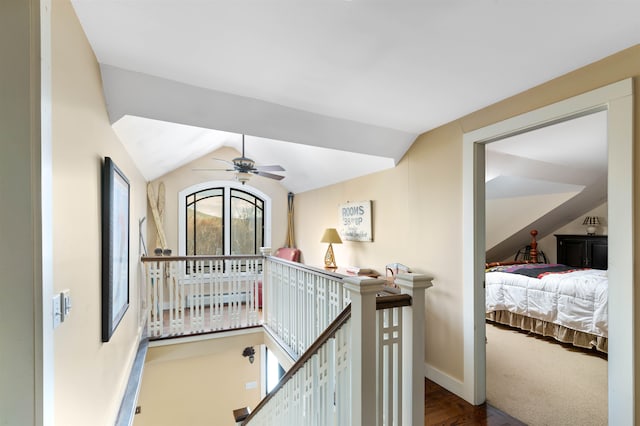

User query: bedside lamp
[321,228,342,269]
[582,216,601,235]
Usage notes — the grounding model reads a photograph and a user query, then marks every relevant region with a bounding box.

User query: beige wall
[294,45,640,387]
[148,146,289,254]
[52,1,147,424]
[486,191,579,251]
[296,120,466,380]
[295,161,412,269]
[486,194,608,262]
[135,332,264,426]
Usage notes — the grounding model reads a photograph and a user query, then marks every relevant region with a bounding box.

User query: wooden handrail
[376,293,412,310]
[241,292,412,425]
[266,255,351,280]
[140,254,263,262]
[241,305,352,425]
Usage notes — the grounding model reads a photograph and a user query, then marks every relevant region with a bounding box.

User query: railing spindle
[141,254,263,338]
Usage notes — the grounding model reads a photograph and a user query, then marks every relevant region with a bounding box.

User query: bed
[485,230,608,353]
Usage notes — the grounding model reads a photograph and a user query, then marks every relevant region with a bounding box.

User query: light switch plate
[61,289,71,320]
[52,294,62,328]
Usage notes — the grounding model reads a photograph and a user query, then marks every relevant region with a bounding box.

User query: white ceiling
[71,1,640,191]
[487,111,609,173]
[484,110,608,260]
[112,115,394,193]
[486,110,608,197]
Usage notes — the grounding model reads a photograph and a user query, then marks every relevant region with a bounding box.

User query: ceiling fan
[194,134,285,184]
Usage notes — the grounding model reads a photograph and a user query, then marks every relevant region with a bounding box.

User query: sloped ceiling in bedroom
[485,110,607,262]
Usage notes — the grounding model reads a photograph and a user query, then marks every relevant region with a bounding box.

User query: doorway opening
[483,110,608,424]
[462,79,633,425]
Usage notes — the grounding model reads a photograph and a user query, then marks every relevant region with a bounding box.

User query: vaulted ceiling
[485,110,608,261]
[70,1,639,193]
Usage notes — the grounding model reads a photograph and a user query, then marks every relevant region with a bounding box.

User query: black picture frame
[101,157,130,342]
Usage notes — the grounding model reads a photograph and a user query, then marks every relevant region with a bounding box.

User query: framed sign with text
[338,201,372,242]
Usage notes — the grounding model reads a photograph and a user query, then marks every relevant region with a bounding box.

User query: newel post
[260,247,272,257]
[395,273,433,426]
[343,276,386,426]
[259,247,272,320]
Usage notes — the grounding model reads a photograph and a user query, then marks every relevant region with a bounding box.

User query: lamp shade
[582,216,601,226]
[321,228,342,244]
[235,172,251,185]
[582,216,601,235]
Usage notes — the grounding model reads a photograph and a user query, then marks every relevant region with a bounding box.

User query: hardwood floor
[425,378,526,425]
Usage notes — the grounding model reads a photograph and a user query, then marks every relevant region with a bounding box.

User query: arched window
[179,181,271,256]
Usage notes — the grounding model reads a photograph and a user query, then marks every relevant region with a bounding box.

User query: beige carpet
[486,322,607,426]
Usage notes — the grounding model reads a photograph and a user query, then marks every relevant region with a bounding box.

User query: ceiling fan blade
[255,165,285,172]
[254,171,285,180]
[192,168,235,172]
[212,157,235,167]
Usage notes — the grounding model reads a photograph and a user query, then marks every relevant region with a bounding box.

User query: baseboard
[424,362,465,400]
[115,334,149,426]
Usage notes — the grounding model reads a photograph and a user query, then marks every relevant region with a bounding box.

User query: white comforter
[486,269,608,337]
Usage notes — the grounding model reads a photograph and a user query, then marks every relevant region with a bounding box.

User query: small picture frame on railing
[101,157,130,342]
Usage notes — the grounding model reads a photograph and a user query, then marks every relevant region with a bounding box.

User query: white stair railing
[141,255,263,338]
[261,249,351,358]
[244,273,433,426]
[377,302,404,425]
[245,307,353,425]
[142,250,433,425]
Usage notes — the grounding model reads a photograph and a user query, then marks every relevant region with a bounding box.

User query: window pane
[231,197,255,255]
[256,208,263,250]
[230,189,264,255]
[232,190,255,203]
[186,191,223,255]
[195,188,222,202]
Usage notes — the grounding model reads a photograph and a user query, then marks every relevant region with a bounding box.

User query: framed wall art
[101,157,130,342]
[338,200,373,242]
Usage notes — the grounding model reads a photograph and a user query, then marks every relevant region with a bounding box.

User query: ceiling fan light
[235,171,251,185]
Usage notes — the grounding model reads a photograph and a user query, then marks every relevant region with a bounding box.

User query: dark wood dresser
[555,234,608,270]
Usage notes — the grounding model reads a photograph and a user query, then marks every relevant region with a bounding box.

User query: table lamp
[582,216,600,235]
[321,228,342,269]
